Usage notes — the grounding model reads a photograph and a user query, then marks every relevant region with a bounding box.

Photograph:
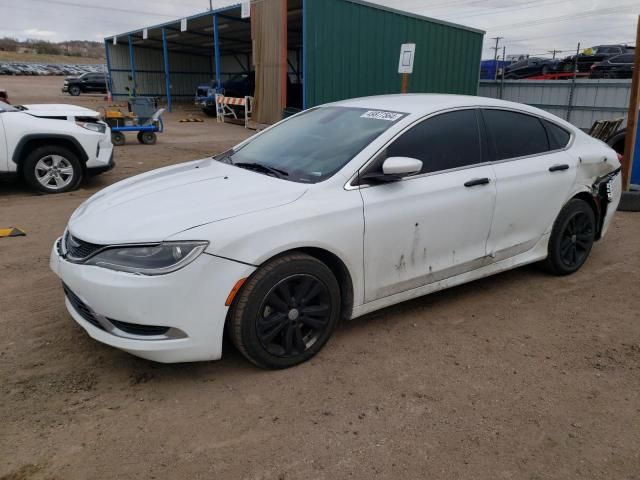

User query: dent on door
[362,166,497,302]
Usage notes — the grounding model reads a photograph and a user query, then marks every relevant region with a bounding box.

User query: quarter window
[482,109,549,160]
[385,109,483,174]
[542,120,571,150]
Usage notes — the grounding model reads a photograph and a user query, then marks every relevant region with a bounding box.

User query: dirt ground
[1,76,639,480]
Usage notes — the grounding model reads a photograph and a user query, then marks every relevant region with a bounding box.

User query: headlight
[85,241,209,275]
[77,121,106,134]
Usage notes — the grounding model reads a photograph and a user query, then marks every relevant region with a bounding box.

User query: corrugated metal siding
[107,43,213,102]
[304,0,483,107]
[479,79,631,130]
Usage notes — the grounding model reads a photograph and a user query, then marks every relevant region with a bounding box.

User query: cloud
[24,28,56,38]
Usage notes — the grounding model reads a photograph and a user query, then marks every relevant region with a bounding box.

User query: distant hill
[0,38,104,60]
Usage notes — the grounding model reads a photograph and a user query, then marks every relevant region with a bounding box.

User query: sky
[0,0,637,59]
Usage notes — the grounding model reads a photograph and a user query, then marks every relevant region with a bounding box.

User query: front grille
[109,319,170,336]
[63,283,105,331]
[65,232,103,260]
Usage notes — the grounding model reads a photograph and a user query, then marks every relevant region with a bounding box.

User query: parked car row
[496,44,635,80]
[0,62,106,76]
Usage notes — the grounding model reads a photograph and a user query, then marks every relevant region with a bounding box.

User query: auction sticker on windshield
[361,110,404,122]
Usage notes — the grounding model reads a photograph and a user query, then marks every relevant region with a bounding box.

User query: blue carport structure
[104,3,300,112]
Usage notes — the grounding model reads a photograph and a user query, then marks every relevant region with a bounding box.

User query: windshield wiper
[233,162,289,179]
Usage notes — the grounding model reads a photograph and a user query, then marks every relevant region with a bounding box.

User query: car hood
[21,103,100,118]
[68,159,309,245]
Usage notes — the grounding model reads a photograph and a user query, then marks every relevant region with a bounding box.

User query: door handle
[549,164,569,172]
[464,177,490,187]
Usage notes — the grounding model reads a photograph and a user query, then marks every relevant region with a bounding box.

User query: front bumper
[87,151,115,175]
[85,132,114,171]
[50,238,256,363]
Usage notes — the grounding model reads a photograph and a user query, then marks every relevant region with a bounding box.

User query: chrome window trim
[344,105,575,191]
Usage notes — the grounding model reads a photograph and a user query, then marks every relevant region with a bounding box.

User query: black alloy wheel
[256,274,332,358]
[559,211,593,269]
[228,252,341,369]
[544,199,596,275]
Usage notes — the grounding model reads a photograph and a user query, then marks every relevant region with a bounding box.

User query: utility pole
[622,15,640,190]
[491,36,503,80]
[547,49,561,59]
[209,0,213,10]
[500,45,506,99]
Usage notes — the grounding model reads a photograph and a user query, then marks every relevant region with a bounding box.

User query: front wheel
[69,85,81,96]
[228,253,341,369]
[543,199,596,275]
[111,131,126,146]
[23,146,83,194]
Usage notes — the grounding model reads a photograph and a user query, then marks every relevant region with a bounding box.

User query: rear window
[483,109,549,160]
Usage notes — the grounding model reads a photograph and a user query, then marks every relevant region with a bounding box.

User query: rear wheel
[23,145,83,194]
[229,253,341,369]
[543,199,596,275]
[137,131,157,145]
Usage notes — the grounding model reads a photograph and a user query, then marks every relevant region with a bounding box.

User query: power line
[486,4,639,32]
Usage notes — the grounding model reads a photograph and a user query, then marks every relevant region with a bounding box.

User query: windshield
[0,101,17,112]
[222,106,406,183]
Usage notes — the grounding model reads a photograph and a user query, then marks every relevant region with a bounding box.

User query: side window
[386,109,482,174]
[482,109,549,160]
[542,120,571,150]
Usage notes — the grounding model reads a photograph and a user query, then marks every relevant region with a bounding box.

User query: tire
[22,145,83,194]
[202,108,216,117]
[69,85,81,96]
[606,129,625,155]
[228,253,341,369]
[543,199,596,276]
[111,131,126,146]
[137,131,157,145]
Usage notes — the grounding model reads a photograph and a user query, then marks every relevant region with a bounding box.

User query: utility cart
[102,97,165,146]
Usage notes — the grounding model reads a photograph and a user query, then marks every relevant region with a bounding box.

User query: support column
[162,28,172,112]
[213,14,222,92]
[103,39,114,96]
[128,34,137,96]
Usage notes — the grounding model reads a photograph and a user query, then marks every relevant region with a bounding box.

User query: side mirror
[361,157,423,183]
[382,156,423,176]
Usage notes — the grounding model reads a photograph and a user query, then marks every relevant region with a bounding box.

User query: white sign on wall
[113,37,117,45]
[143,28,148,40]
[180,18,188,32]
[241,0,251,18]
[398,43,416,74]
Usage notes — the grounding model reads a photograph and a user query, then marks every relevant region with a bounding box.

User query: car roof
[328,94,552,117]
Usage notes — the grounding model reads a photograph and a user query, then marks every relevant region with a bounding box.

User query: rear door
[360,109,497,302]
[482,109,577,260]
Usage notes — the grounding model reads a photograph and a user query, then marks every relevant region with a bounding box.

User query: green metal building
[304,0,484,106]
[106,0,484,119]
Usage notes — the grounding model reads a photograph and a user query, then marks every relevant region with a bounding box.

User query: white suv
[0,101,114,193]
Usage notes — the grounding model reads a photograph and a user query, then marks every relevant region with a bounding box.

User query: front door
[360,109,497,303]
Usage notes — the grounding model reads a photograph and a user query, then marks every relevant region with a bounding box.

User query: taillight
[617,153,623,163]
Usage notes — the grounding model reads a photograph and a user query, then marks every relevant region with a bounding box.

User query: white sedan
[50,94,622,369]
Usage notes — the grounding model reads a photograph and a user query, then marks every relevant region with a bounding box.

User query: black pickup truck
[62,72,108,96]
